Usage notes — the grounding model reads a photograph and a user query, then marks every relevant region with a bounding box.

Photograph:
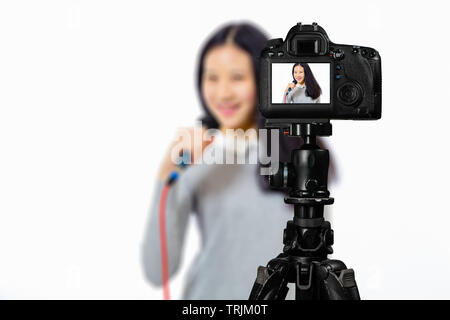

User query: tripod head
[266,120,335,259]
[266,120,333,204]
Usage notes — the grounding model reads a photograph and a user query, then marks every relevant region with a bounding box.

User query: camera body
[259,23,381,126]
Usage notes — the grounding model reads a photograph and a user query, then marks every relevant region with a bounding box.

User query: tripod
[249,121,360,300]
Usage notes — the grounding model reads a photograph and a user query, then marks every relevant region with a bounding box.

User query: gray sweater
[141,143,295,299]
[285,85,320,104]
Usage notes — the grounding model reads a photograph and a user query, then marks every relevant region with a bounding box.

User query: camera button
[336,75,342,80]
[277,51,284,57]
[336,64,342,70]
[268,51,274,57]
[267,38,283,49]
[333,49,345,60]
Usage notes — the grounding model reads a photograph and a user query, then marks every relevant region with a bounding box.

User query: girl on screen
[283,63,322,103]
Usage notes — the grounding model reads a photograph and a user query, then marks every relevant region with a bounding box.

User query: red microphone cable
[159,182,171,300]
[158,151,190,300]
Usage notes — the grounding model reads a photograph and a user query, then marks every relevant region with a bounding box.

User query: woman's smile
[217,103,240,116]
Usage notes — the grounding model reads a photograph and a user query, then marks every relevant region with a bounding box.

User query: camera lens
[337,82,363,106]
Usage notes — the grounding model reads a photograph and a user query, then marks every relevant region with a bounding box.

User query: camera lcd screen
[272,63,330,104]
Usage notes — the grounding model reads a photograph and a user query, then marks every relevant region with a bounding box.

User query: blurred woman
[141,22,333,299]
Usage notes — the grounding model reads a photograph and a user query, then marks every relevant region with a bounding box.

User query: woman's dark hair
[195,22,336,189]
[292,63,322,100]
[196,22,267,129]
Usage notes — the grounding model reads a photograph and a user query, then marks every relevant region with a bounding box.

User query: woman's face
[293,65,305,84]
[202,44,257,130]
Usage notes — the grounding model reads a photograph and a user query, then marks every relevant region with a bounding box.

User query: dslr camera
[259,22,381,127]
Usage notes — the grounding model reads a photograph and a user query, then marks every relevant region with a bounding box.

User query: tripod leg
[316,260,360,300]
[249,264,290,300]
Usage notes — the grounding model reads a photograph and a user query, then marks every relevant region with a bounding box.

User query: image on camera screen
[272,63,330,104]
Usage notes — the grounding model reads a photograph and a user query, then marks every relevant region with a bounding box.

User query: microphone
[166,150,191,185]
[286,81,295,96]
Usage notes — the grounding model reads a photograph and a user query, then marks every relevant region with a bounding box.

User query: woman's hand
[284,82,296,95]
[157,126,215,181]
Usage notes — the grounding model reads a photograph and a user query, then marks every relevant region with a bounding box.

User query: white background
[0,0,449,300]
[272,63,330,103]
